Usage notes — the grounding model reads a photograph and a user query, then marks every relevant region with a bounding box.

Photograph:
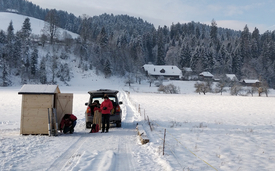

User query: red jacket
[60,114,77,130]
[100,99,113,114]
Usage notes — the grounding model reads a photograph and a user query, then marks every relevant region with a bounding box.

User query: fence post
[163,129,166,155]
[147,116,152,131]
[144,112,146,121]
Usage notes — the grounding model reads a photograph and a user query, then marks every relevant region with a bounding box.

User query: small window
[160,69,165,73]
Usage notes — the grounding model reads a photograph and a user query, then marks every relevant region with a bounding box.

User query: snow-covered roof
[240,79,260,84]
[183,67,193,72]
[226,74,238,81]
[199,72,213,77]
[18,84,60,94]
[143,64,181,77]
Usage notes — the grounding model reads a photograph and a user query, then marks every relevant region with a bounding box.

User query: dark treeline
[0,0,275,88]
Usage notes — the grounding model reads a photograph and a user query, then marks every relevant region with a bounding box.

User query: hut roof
[18,84,60,94]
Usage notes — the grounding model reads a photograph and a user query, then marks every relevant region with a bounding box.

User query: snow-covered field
[0,12,79,38]
[1,74,275,171]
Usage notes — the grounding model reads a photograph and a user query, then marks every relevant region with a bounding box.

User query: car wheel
[116,121,121,127]
[86,122,92,128]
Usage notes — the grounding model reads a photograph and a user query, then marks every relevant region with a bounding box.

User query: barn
[18,84,73,135]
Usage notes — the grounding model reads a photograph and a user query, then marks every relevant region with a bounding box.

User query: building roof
[226,74,238,81]
[240,79,260,84]
[182,67,193,72]
[18,84,60,94]
[143,64,182,77]
[199,72,213,77]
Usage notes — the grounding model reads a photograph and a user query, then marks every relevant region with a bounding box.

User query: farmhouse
[142,64,182,79]
[199,71,214,81]
[18,84,73,135]
[240,79,261,87]
[226,74,239,82]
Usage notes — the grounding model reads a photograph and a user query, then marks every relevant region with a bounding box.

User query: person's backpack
[90,124,99,133]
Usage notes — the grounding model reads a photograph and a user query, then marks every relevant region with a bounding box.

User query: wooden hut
[18,84,73,135]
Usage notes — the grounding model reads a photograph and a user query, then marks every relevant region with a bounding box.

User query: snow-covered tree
[30,48,38,77]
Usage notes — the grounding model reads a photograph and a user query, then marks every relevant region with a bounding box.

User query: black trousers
[102,114,110,131]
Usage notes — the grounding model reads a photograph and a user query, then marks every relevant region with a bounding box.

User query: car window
[91,96,116,105]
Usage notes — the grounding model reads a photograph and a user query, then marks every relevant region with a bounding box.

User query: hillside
[0,12,79,38]
[1,2,275,89]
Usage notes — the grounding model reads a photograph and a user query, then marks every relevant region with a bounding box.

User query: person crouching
[60,114,77,134]
[100,94,113,133]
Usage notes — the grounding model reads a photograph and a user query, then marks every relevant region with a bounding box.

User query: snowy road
[0,89,167,171]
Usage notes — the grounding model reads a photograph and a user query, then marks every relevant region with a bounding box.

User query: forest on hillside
[0,0,275,88]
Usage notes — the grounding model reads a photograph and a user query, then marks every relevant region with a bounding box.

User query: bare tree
[147,76,155,87]
[247,85,258,96]
[215,82,226,95]
[195,81,210,95]
[230,83,242,96]
[258,80,269,97]
[42,10,60,44]
[125,73,134,86]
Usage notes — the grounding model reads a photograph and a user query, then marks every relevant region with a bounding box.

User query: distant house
[240,79,261,87]
[226,74,239,82]
[142,64,182,79]
[199,72,214,81]
[6,9,19,14]
[182,67,196,80]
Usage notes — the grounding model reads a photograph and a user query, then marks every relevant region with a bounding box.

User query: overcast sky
[30,0,275,34]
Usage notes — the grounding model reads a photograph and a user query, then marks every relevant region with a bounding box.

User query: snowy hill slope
[0,12,79,38]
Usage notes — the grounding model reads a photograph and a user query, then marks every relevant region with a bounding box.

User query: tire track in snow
[46,134,89,171]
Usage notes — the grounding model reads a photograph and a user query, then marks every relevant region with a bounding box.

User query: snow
[0,12,79,39]
[240,79,260,84]
[225,74,238,81]
[143,64,182,77]
[199,72,214,77]
[1,11,275,171]
[1,74,275,171]
[18,84,60,94]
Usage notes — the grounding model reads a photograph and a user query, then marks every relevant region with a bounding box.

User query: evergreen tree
[210,19,218,44]
[39,57,47,84]
[98,27,108,48]
[240,25,251,64]
[13,34,22,72]
[2,63,8,86]
[6,21,15,68]
[156,33,165,65]
[103,59,112,78]
[30,48,38,77]
[21,18,32,39]
[179,44,191,68]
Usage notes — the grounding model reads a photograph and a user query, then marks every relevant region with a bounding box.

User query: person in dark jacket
[60,114,77,134]
[100,94,113,133]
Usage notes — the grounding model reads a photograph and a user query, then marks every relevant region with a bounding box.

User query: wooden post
[147,116,152,131]
[144,109,145,117]
[47,108,51,136]
[163,129,166,155]
[53,108,58,136]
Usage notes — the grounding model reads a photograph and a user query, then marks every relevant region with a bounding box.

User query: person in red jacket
[100,94,113,133]
[60,114,77,134]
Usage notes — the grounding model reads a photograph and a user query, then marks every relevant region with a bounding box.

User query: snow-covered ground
[1,72,275,171]
[0,12,79,38]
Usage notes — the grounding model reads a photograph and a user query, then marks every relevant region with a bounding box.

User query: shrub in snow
[194,81,210,95]
[230,83,242,96]
[158,84,180,94]
[154,81,162,87]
